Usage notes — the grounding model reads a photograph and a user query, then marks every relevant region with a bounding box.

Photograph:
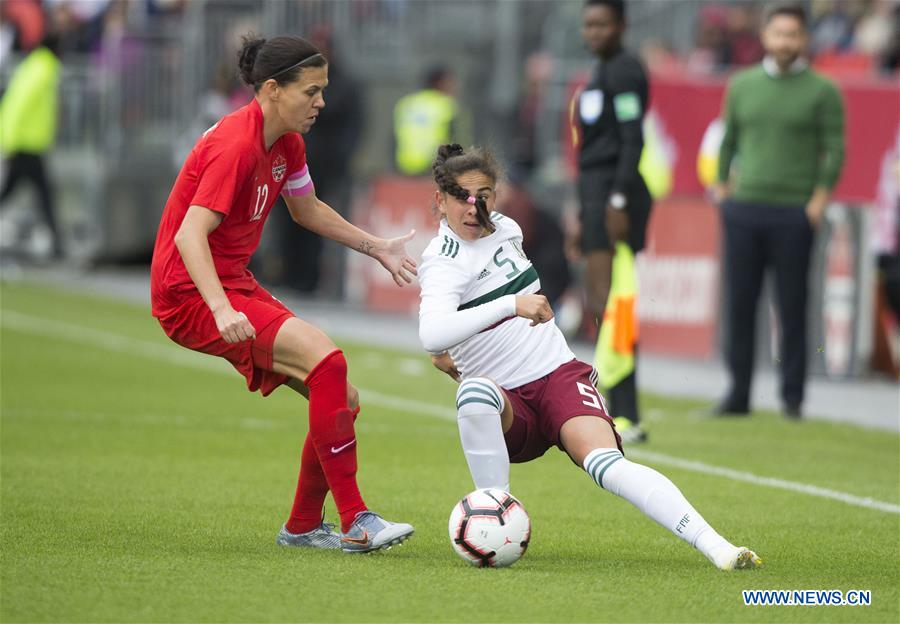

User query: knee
[274,319,339,382]
[456,378,504,418]
[347,382,359,411]
[305,349,347,387]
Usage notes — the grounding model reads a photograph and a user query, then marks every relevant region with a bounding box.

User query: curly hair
[431,144,503,233]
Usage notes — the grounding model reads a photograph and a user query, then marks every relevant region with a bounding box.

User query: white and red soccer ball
[448,488,531,568]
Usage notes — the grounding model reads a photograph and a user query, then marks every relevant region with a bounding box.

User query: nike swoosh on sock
[330,439,356,454]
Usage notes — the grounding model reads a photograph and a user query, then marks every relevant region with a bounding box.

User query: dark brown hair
[764,2,807,28]
[431,144,503,233]
[237,34,327,92]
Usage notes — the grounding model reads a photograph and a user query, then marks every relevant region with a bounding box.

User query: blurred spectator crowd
[4,0,898,78]
[646,0,899,77]
[1,0,187,57]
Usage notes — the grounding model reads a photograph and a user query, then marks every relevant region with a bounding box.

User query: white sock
[583,448,735,567]
[456,378,510,492]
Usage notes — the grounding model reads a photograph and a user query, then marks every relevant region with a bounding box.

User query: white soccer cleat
[713,545,763,570]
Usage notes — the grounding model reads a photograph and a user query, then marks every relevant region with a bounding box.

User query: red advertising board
[637,196,721,358]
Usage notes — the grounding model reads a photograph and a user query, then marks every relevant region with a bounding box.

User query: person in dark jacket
[574,0,652,443]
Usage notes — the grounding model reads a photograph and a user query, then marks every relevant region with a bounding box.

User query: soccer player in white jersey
[417,144,761,571]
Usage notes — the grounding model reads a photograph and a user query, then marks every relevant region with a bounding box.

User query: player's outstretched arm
[285,194,417,286]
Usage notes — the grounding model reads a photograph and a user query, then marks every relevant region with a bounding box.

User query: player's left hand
[805,187,830,228]
[805,196,827,228]
[605,206,629,245]
[430,351,460,382]
[372,229,418,287]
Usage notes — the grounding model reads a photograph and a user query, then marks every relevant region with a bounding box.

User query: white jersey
[418,212,575,389]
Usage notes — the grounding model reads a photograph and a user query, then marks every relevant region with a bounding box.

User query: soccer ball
[448,488,531,568]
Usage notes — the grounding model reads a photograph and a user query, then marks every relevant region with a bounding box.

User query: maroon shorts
[503,359,622,463]
[153,282,294,396]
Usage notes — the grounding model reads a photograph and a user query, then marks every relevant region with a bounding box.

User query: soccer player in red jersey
[150,35,415,553]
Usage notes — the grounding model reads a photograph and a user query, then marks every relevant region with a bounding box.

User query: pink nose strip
[467,196,476,204]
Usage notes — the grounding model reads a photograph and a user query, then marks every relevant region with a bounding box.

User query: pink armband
[281,165,315,197]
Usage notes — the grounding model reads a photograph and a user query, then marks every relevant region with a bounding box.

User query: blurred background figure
[0,0,46,55]
[44,0,111,54]
[872,130,900,379]
[810,0,857,54]
[574,0,652,444]
[687,4,731,74]
[393,64,467,176]
[725,2,765,66]
[853,0,899,74]
[509,52,553,177]
[687,2,764,74]
[712,2,845,419]
[0,32,63,259]
[275,24,364,297]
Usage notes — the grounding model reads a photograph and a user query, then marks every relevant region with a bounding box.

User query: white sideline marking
[3,309,899,516]
[625,450,900,515]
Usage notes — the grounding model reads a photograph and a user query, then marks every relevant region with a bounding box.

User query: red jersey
[150,99,314,315]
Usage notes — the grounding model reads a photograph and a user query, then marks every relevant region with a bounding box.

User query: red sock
[285,432,330,534]
[284,405,363,534]
[305,350,367,532]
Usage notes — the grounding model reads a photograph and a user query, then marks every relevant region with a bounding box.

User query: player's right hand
[515,294,554,327]
[430,351,460,382]
[214,306,256,343]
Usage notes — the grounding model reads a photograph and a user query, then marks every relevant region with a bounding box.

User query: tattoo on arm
[357,240,374,256]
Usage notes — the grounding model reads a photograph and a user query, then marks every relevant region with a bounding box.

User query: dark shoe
[709,399,750,417]
[783,403,802,420]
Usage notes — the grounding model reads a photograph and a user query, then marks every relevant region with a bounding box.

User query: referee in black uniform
[576,0,651,443]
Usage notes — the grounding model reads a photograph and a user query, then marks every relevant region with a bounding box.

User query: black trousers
[0,152,62,256]
[720,199,814,408]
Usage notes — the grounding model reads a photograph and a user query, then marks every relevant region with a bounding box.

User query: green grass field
[2,281,898,623]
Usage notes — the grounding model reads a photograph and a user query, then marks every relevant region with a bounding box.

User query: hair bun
[435,143,465,163]
[238,35,266,85]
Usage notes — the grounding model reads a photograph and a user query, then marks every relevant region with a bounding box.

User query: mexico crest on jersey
[272,154,287,182]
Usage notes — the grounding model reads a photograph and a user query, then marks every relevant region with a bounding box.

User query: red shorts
[153,282,294,396]
[503,359,622,463]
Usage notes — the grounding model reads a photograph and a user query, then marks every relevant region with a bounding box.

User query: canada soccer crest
[272,154,287,182]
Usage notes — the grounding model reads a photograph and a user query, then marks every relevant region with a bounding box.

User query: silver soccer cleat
[340,511,414,553]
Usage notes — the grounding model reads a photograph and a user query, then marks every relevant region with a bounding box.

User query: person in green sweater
[711,2,845,419]
[0,34,63,259]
